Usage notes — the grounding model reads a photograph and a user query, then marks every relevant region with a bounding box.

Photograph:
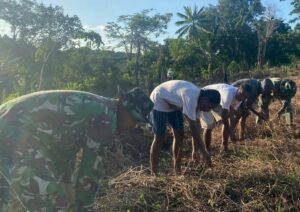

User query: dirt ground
[93,74,300,211]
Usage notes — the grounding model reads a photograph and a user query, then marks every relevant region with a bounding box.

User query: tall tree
[217,0,264,63]
[256,4,278,69]
[175,6,206,41]
[198,5,222,77]
[0,0,35,40]
[29,3,83,89]
[105,10,172,85]
[0,0,103,89]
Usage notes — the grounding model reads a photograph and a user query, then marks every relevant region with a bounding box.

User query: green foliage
[167,38,204,80]
[175,6,206,40]
[266,30,300,66]
[290,0,300,23]
[2,92,19,104]
[0,0,299,101]
[105,10,172,85]
[227,61,240,74]
[78,30,104,49]
[64,77,97,91]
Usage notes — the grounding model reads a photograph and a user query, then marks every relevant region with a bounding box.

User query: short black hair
[199,89,221,107]
[239,83,252,95]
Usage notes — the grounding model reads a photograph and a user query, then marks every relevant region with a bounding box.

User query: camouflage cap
[121,87,154,123]
[279,79,297,99]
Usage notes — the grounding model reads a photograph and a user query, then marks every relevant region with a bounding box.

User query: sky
[0,0,296,46]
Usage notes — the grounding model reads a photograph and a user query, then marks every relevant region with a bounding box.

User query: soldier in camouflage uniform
[256,78,297,126]
[232,78,274,140]
[0,88,153,211]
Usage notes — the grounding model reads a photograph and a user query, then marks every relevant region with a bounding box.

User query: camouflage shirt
[260,78,297,112]
[232,78,261,105]
[0,90,119,210]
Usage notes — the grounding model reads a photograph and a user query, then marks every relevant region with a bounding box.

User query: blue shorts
[150,110,184,136]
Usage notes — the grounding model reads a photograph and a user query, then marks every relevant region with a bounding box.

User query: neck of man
[116,100,136,134]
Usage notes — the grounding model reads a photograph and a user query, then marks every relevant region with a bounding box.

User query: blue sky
[0,0,296,46]
[38,0,295,45]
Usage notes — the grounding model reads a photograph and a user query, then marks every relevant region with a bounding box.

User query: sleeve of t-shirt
[181,92,197,121]
[221,90,234,110]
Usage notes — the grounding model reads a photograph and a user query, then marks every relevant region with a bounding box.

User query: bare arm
[249,106,266,121]
[258,94,272,120]
[187,117,211,165]
[229,107,237,129]
[188,119,203,152]
[222,108,237,142]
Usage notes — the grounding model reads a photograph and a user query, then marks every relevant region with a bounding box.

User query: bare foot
[192,152,201,163]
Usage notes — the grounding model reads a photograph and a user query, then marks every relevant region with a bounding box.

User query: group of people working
[149,77,297,176]
[0,77,296,210]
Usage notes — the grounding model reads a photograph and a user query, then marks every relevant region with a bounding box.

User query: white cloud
[83,24,106,34]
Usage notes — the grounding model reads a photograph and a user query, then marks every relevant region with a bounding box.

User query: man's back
[0,91,117,181]
[150,80,200,120]
[204,83,239,110]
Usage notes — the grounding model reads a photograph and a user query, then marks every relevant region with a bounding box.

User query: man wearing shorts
[150,80,221,175]
[201,83,251,153]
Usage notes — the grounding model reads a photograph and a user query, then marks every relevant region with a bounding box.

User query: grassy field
[93,75,300,211]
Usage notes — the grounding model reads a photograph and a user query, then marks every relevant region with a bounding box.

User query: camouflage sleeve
[258,94,271,111]
[73,96,118,209]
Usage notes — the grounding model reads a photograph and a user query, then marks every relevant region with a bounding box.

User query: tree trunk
[257,37,267,70]
[257,37,263,69]
[261,39,267,66]
[38,43,56,90]
[134,45,141,86]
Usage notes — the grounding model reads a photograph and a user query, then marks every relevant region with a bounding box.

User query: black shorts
[150,110,183,136]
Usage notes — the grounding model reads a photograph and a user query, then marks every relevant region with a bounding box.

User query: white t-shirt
[150,80,201,121]
[203,83,241,110]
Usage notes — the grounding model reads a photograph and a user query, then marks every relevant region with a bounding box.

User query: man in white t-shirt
[201,83,252,153]
[150,80,221,175]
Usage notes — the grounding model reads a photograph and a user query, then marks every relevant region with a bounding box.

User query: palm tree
[175,6,206,41]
